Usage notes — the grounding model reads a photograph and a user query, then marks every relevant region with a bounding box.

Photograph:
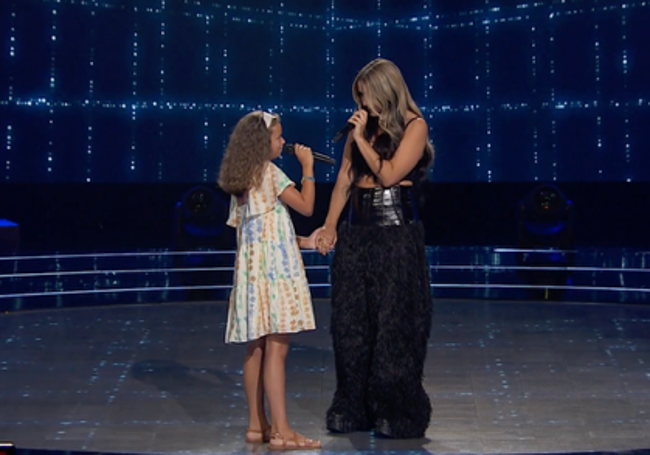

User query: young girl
[217,110,322,450]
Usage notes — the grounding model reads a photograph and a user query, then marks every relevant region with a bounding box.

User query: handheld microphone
[332,123,353,143]
[283,144,336,165]
[332,107,372,143]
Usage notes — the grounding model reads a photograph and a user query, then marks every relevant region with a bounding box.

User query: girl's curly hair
[218,111,279,196]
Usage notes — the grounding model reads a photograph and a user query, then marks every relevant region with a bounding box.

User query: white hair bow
[262,111,275,128]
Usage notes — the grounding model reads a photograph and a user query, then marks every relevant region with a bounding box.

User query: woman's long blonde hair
[217,111,279,196]
[353,58,434,170]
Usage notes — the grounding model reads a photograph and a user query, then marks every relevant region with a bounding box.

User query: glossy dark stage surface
[1,244,650,454]
[2,294,650,454]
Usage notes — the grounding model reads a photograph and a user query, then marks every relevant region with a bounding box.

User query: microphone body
[283,144,336,165]
[332,123,354,143]
[332,106,372,143]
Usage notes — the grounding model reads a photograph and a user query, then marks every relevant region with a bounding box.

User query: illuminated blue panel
[11,106,50,180]
[335,0,378,20]
[158,110,205,182]
[629,109,650,181]
[626,7,650,98]
[429,0,486,16]
[598,110,627,180]
[94,7,131,100]
[381,26,427,103]
[165,13,206,101]
[0,9,10,102]
[491,111,532,181]
[12,2,50,98]
[57,4,92,100]
[282,23,328,106]
[1,0,650,183]
[428,25,478,106]
[381,0,430,20]
[282,0,331,15]
[555,111,598,181]
[597,13,626,101]
[134,107,166,182]
[52,108,87,181]
[137,9,165,100]
[553,15,594,101]
[429,112,478,182]
[226,18,276,106]
[92,109,131,180]
[331,25,376,105]
[491,22,531,103]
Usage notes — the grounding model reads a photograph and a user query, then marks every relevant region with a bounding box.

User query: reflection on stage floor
[2,296,650,455]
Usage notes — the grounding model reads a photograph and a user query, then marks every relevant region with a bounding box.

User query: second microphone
[283,144,336,165]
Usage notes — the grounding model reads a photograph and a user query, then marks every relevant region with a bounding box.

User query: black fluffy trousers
[327,221,433,438]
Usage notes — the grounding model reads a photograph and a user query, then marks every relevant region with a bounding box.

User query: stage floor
[1,297,650,454]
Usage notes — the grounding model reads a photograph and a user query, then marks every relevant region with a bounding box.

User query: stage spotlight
[175,186,226,244]
[0,442,15,455]
[516,184,575,300]
[0,219,20,255]
[173,186,233,301]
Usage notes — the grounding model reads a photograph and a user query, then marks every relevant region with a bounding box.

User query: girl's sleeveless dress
[225,162,316,343]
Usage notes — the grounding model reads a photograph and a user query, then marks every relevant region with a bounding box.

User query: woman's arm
[323,134,353,231]
[309,135,353,255]
[351,111,428,187]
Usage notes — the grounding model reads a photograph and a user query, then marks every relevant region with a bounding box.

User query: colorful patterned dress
[225,162,316,343]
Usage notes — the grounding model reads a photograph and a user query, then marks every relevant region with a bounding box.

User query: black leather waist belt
[348,186,419,226]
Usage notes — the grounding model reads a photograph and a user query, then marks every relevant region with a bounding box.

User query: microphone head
[283,143,295,155]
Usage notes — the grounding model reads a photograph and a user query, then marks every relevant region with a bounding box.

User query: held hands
[292,143,314,168]
[315,225,337,255]
[300,227,322,250]
[348,109,369,143]
[300,227,335,253]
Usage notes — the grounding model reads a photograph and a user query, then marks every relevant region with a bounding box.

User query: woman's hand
[348,109,368,143]
[316,225,337,255]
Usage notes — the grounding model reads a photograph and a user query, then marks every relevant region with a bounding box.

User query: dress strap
[404,116,422,129]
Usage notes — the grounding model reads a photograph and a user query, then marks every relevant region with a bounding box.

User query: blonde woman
[316,59,434,439]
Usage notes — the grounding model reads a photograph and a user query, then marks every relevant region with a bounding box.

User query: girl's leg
[264,333,321,448]
[243,337,270,440]
[263,334,291,434]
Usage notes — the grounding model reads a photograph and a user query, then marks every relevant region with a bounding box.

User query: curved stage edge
[2,297,650,455]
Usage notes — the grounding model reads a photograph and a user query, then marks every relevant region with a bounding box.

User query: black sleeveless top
[350,116,427,185]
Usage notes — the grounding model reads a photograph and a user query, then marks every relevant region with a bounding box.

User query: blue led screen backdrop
[1,0,649,183]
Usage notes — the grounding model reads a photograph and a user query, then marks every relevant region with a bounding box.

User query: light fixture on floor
[174,186,233,301]
[0,442,15,455]
[516,184,575,300]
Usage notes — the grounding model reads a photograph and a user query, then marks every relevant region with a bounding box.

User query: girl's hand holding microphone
[290,143,314,169]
